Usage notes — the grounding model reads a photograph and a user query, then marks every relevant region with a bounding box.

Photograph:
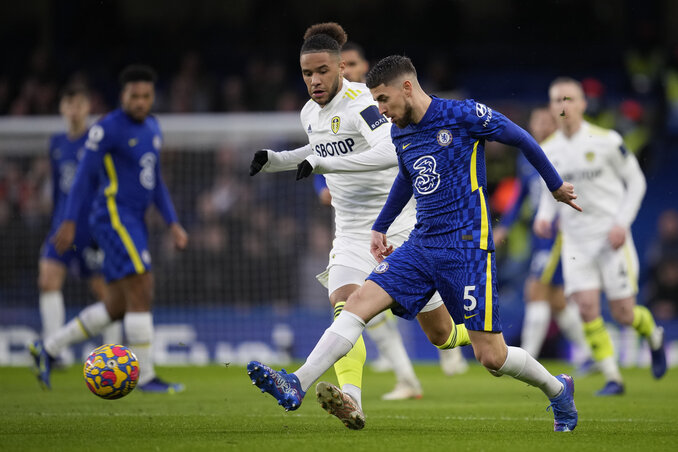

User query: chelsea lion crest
[331,116,341,134]
[374,262,389,274]
[436,129,452,146]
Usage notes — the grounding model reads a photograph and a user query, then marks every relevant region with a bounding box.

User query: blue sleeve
[460,99,509,140]
[63,127,106,221]
[313,174,328,194]
[153,166,178,225]
[372,159,413,233]
[495,121,563,192]
[499,179,529,228]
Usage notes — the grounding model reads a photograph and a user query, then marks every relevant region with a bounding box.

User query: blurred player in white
[535,77,667,395]
[495,107,592,369]
[250,22,469,428]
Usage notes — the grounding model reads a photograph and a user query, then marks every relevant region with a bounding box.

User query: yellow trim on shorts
[469,141,489,249]
[484,252,493,331]
[540,232,562,285]
[622,241,638,294]
[103,154,145,274]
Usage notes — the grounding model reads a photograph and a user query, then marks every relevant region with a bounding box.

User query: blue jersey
[390,97,510,251]
[48,132,93,233]
[64,108,177,226]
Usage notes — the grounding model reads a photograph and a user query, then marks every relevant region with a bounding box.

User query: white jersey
[263,79,416,239]
[536,121,646,243]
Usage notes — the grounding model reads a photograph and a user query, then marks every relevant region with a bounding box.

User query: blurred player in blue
[494,107,593,369]
[247,55,579,432]
[31,65,188,393]
[35,86,121,366]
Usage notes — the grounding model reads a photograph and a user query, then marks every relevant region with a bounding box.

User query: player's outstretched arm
[170,223,188,250]
[250,145,313,176]
[551,181,582,212]
[296,140,398,179]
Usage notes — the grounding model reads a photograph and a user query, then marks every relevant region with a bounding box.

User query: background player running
[31,65,187,393]
[534,77,666,395]
[494,107,592,369]
[247,55,580,433]
[36,85,121,367]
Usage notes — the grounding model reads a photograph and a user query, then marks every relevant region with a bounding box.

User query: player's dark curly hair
[119,64,158,86]
[301,22,347,56]
[366,55,417,89]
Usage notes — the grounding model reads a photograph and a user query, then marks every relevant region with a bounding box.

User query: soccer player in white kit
[534,77,667,395]
[249,23,469,429]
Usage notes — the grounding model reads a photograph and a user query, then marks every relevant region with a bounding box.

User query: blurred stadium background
[0,0,676,368]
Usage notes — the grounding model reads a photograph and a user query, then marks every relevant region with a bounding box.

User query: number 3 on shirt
[412,155,440,195]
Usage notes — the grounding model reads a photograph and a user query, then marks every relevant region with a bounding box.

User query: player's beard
[394,103,414,128]
[316,77,341,107]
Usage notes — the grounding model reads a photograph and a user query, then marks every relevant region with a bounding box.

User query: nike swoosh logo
[402,143,411,149]
[464,313,478,319]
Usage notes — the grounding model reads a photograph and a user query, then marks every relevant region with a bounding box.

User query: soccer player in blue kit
[31,65,187,393]
[34,85,121,366]
[247,56,580,432]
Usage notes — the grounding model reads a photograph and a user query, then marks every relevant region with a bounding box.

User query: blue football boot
[547,374,578,432]
[138,377,185,394]
[29,340,54,390]
[595,380,625,396]
[247,361,305,411]
[650,326,667,379]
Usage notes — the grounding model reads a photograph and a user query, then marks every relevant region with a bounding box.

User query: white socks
[125,312,155,385]
[39,291,65,338]
[599,356,623,383]
[102,321,124,345]
[497,346,564,399]
[295,310,365,392]
[521,301,551,358]
[555,302,591,358]
[44,301,111,357]
[365,312,419,386]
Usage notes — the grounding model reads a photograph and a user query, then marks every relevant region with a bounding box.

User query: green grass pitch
[1,361,676,451]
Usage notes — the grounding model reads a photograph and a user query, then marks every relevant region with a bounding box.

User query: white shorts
[316,232,444,313]
[562,234,639,300]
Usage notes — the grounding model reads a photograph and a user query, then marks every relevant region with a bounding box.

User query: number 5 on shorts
[464,285,477,311]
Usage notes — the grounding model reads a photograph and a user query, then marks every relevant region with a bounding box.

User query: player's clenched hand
[296,159,314,180]
[533,219,553,239]
[608,224,626,250]
[551,181,582,212]
[170,223,189,250]
[52,220,76,254]
[249,150,269,176]
[370,230,394,263]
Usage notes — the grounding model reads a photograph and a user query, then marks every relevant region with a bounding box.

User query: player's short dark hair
[341,41,366,59]
[59,84,89,100]
[118,64,157,86]
[301,22,347,56]
[366,55,417,89]
[549,76,584,94]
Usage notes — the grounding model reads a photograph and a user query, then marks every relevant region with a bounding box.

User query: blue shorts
[40,228,103,279]
[91,210,152,282]
[367,241,501,332]
[529,232,563,286]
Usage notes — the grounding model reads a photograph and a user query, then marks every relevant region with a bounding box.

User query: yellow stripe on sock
[75,317,91,338]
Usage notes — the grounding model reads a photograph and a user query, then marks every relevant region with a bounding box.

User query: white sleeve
[535,180,558,223]
[613,152,646,228]
[261,144,313,173]
[305,139,397,173]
